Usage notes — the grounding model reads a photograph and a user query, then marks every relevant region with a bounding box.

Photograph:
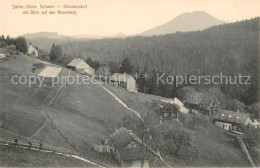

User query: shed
[160,103,179,121]
[105,127,151,167]
[27,44,38,57]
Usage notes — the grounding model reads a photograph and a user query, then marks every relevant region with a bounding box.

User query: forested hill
[30,18,259,104]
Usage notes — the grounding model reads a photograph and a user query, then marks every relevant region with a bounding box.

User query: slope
[0,49,134,166]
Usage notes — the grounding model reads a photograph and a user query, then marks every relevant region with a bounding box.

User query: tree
[246,102,260,119]
[86,57,94,67]
[165,127,192,155]
[5,35,12,45]
[96,65,110,82]
[107,61,119,74]
[226,99,246,113]
[14,37,27,54]
[0,35,4,41]
[118,57,133,74]
[176,86,196,102]
[136,69,146,93]
[49,44,62,63]
[86,58,100,70]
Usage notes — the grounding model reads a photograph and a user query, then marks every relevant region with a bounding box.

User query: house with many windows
[110,73,137,93]
[213,109,259,131]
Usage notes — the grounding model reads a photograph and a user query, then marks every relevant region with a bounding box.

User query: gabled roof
[108,127,151,161]
[28,44,38,50]
[161,103,179,113]
[109,127,133,149]
[213,109,251,125]
[110,73,135,82]
[186,92,217,105]
[68,58,92,69]
[160,98,189,114]
[172,98,184,107]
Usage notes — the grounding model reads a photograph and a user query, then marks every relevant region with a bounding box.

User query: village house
[103,127,154,167]
[67,58,95,76]
[110,73,137,93]
[161,97,189,114]
[159,103,179,121]
[27,44,38,57]
[213,109,260,132]
[185,92,221,115]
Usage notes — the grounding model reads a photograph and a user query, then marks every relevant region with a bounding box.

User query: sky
[0,0,260,37]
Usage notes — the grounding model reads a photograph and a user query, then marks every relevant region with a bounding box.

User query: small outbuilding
[27,44,38,57]
[159,103,179,121]
[161,97,189,114]
[103,127,153,167]
[67,58,95,76]
[110,73,137,93]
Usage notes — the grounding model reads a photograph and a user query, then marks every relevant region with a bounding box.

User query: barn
[104,127,152,167]
[67,58,95,76]
[185,92,221,115]
[110,73,137,93]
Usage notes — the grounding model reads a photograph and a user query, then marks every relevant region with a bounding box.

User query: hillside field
[0,48,135,166]
[104,84,251,167]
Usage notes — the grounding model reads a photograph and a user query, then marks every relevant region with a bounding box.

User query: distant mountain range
[22,32,69,39]
[141,11,225,36]
[23,32,126,39]
[22,11,225,39]
[72,33,126,39]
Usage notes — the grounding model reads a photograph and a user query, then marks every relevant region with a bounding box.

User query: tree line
[0,35,27,54]
[26,18,260,105]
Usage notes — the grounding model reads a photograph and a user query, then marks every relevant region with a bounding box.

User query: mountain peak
[141,11,225,36]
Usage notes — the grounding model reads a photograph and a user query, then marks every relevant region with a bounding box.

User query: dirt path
[0,137,103,167]
[96,82,141,118]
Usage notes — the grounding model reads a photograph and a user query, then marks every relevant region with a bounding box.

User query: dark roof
[109,127,132,149]
[161,103,179,113]
[186,92,217,105]
[108,127,152,161]
[213,109,251,125]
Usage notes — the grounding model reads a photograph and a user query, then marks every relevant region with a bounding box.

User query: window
[127,141,137,148]
[163,113,169,117]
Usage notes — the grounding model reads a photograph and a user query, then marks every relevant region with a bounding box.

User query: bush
[0,41,7,48]
[184,114,211,130]
[32,63,45,73]
[243,129,260,147]
[6,44,16,51]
